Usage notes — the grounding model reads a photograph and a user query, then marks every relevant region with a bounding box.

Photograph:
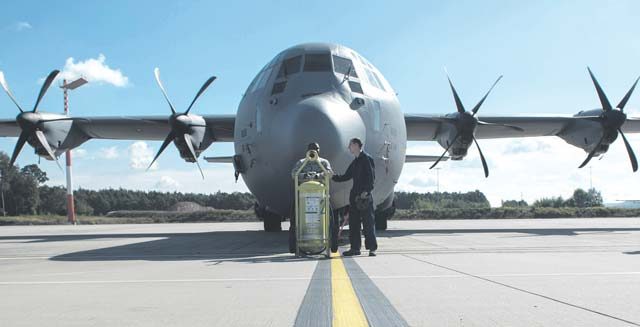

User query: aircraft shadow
[377,227,640,237]
[0,231,309,264]
[1,226,638,262]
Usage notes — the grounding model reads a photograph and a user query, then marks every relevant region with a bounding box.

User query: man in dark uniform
[331,137,378,257]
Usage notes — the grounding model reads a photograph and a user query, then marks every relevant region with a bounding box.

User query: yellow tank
[297,180,328,254]
[293,150,331,257]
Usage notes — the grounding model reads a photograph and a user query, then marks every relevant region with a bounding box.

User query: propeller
[430,73,523,177]
[148,68,216,179]
[0,70,63,170]
[577,67,639,172]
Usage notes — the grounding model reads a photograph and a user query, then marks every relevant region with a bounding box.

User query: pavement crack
[402,254,640,327]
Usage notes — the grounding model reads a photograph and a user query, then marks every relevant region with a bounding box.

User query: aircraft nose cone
[290,97,365,169]
[253,96,366,215]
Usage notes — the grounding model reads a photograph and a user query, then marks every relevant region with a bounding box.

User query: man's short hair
[349,138,363,148]
[307,142,320,151]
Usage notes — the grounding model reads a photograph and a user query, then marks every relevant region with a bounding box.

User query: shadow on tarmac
[0,226,638,262]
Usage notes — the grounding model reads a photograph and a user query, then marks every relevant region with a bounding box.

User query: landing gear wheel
[375,213,388,231]
[263,212,282,232]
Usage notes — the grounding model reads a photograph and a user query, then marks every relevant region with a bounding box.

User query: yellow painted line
[331,252,369,327]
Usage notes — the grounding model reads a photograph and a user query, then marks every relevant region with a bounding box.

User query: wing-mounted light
[572,67,639,172]
[148,68,217,179]
[429,72,523,177]
[0,69,74,170]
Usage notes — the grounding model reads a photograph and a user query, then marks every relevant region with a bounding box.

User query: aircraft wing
[405,155,448,163]
[0,120,20,137]
[405,114,640,141]
[74,114,235,142]
[0,115,235,142]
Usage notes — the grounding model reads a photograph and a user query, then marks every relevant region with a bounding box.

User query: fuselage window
[333,55,358,78]
[277,55,302,78]
[248,70,264,93]
[303,54,332,72]
[255,67,273,91]
[372,71,387,92]
[271,81,287,95]
[348,81,363,94]
[365,69,383,90]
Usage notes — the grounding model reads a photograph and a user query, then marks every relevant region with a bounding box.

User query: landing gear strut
[254,203,283,232]
[264,213,282,232]
[374,201,396,231]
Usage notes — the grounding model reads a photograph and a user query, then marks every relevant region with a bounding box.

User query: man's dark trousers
[348,200,377,251]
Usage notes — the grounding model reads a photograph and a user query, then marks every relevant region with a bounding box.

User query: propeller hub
[601,110,627,130]
[16,112,39,130]
[169,114,191,131]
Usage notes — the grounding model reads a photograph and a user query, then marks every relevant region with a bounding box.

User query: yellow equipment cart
[293,150,332,258]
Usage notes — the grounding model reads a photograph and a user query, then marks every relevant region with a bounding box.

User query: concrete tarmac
[0,218,639,326]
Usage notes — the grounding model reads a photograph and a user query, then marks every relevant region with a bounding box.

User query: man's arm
[321,159,333,174]
[332,160,354,182]
[291,160,303,179]
[362,155,375,193]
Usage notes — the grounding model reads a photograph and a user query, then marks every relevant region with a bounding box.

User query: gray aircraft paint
[233,43,406,216]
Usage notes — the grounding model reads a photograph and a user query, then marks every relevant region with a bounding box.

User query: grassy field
[1,207,639,226]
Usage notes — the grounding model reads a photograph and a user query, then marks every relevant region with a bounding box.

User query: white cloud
[58,54,129,87]
[399,135,640,206]
[155,176,181,189]
[5,21,32,32]
[129,141,157,170]
[68,166,246,195]
[98,146,119,159]
[73,149,88,158]
[408,175,437,188]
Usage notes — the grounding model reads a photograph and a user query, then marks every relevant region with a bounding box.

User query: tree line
[0,151,606,216]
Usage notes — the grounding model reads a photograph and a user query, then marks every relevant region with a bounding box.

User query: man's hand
[360,191,369,198]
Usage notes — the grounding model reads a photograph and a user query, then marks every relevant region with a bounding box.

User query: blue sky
[1,1,639,205]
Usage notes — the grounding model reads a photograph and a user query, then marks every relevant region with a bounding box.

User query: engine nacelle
[558,109,614,155]
[171,114,215,163]
[434,121,473,161]
[23,113,89,161]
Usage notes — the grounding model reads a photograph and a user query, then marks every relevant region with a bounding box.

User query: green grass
[1,207,638,226]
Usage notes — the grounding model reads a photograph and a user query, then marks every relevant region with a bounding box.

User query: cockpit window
[333,55,358,78]
[303,54,332,72]
[365,69,383,90]
[348,81,363,94]
[277,55,302,78]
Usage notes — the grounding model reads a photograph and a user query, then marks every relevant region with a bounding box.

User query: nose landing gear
[254,202,283,232]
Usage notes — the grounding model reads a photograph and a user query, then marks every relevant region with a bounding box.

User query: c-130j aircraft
[1,43,639,232]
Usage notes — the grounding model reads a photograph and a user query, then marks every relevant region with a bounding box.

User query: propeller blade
[471,75,503,116]
[587,67,613,112]
[617,76,640,112]
[446,73,466,113]
[183,134,204,179]
[9,131,29,166]
[147,131,175,171]
[154,68,177,114]
[185,76,216,115]
[430,133,460,169]
[477,120,524,132]
[473,136,489,178]
[618,128,638,172]
[578,136,604,168]
[33,70,60,113]
[0,71,25,113]
[34,130,62,171]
